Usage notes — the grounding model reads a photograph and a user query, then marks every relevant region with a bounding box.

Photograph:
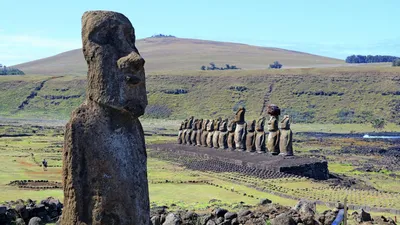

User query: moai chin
[234,107,247,151]
[255,117,266,153]
[62,11,149,225]
[279,115,294,156]
[266,104,281,155]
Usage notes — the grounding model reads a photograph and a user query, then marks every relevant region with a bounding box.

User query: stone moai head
[256,117,265,131]
[214,118,221,131]
[188,116,194,128]
[192,119,198,130]
[82,11,147,116]
[247,120,256,132]
[235,107,246,123]
[267,104,281,117]
[280,115,291,129]
[183,119,189,129]
[227,120,236,132]
[179,121,184,130]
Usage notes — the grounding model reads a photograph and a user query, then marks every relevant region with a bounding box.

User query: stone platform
[150,143,329,180]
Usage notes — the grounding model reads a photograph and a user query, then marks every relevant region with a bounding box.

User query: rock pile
[0,197,62,225]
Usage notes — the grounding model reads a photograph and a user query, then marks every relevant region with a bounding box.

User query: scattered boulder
[28,217,43,225]
[224,212,238,221]
[16,218,26,225]
[259,198,272,205]
[271,213,296,225]
[163,213,182,225]
[213,208,228,218]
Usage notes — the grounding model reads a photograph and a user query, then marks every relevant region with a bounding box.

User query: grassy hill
[1,66,399,125]
[13,37,345,75]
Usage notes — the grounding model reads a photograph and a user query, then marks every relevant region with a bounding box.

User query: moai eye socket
[125,75,141,85]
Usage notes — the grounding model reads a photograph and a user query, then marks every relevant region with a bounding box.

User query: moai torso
[178,121,184,144]
[218,119,228,149]
[62,11,150,225]
[246,120,256,152]
[255,117,266,153]
[267,116,280,154]
[196,119,203,146]
[279,115,293,156]
[185,116,194,145]
[212,119,221,149]
[234,108,247,151]
[201,120,209,147]
[227,120,236,150]
[190,119,198,146]
[206,120,215,148]
[182,119,189,144]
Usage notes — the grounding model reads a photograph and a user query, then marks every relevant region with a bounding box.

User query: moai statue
[234,107,247,151]
[255,117,266,153]
[206,120,215,148]
[190,119,198,146]
[185,116,194,145]
[227,119,236,150]
[177,121,185,144]
[266,104,281,155]
[62,11,150,225]
[182,119,189,145]
[212,118,222,149]
[279,115,293,156]
[218,119,229,149]
[246,120,256,152]
[196,119,203,147]
[201,119,209,147]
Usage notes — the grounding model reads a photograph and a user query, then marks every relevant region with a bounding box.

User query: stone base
[150,144,329,180]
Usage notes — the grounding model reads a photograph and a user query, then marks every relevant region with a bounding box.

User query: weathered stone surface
[246,120,256,152]
[212,119,221,149]
[266,104,281,155]
[227,120,236,150]
[190,119,198,146]
[271,213,296,225]
[162,213,182,225]
[206,120,215,148]
[255,117,266,153]
[185,116,194,145]
[61,11,149,225]
[279,115,293,156]
[16,218,26,225]
[218,119,228,149]
[28,217,43,225]
[201,120,210,147]
[196,119,203,146]
[177,121,184,144]
[234,108,247,151]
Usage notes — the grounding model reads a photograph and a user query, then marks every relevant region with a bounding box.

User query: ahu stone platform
[150,144,329,180]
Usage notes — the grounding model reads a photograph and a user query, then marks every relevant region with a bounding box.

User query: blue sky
[1,0,399,65]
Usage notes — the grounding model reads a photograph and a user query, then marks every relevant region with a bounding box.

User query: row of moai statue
[177,105,293,156]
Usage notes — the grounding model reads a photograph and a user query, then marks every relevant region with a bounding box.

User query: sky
[1,0,399,66]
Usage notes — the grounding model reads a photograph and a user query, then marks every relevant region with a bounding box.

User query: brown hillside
[14,37,345,75]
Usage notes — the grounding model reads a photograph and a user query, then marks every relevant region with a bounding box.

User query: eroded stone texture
[227,120,236,150]
[196,119,203,146]
[182,119,188,145]
[177,121,184,144]
[201,120,209,147]
[246,120,256,152]
[190,119,198,146]
[255,117,266,153]
[266,104,280,155]
[234,108,247,151]
[62,11,149,225]
[206,120,215,148]
[218,119,228,149]
[280,115,293,156]
[212,119,221,149]
[185,116,194,145]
